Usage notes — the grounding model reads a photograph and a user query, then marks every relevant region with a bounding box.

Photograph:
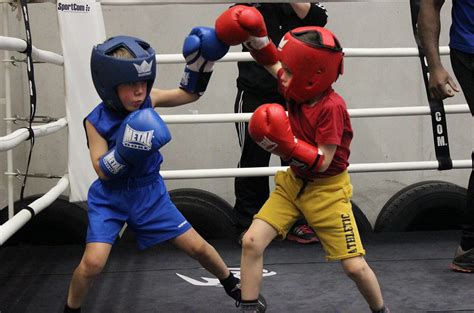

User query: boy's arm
[249,103,328,173]
[178,27,229,96]
[264,62,282,79]
[91,109,171,179]
[152,27,228,108]
[216,5,279,66]
[151,88,199,108]
[216,5,281,78]
[84,120,109,180]
[317,143,337,172]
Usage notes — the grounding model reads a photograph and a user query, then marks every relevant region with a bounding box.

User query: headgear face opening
[277,26,344,103]
[91,35,156,113]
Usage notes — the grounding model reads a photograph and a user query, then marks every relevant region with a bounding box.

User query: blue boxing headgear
[90,35,156,113]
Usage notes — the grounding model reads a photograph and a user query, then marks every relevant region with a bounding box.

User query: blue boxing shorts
[86,173,191,250]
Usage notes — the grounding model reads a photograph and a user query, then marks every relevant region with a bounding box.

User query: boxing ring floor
[0,230,472,313]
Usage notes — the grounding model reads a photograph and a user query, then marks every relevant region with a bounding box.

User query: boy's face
[116,81,147,112]
[279,63,292,89]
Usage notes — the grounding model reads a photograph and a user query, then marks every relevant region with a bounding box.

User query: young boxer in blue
[63,32,248,312]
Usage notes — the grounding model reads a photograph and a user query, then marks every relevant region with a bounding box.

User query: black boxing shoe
[237,295,267,312]
[371,305,390,313]
[64,304,81,313]
[450,246,474,273]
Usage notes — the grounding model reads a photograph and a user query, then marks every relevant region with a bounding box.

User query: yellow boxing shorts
[255,169,365,261]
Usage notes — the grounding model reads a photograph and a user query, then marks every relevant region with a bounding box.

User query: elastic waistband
[101,172,160,190]
[289,169,350,186]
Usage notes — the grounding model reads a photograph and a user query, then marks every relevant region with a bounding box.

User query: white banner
[57,0,106,201]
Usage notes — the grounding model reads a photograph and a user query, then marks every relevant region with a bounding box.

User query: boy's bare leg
[171,227,230,279]
[67,242,112,309]
[341,256,385,311]
[240,219,277,301]
[172,227,244,301]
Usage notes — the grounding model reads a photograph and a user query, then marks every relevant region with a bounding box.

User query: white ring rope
[0,36,449,66]
[0,118,67,152]
[160,104,470,124]
[0,104,469,151]
[0,36,63,65]
[157,48,450,64]
[161,160,472,180]
[0,175,69,245]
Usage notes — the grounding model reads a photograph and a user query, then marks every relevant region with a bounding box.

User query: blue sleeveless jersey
[85,98,191,249]
[450,0,474,54]
[86,96,163,177]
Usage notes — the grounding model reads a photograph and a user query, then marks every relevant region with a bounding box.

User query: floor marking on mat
[176,267,277,287]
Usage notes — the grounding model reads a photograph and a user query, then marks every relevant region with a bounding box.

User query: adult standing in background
[233,3,328,244]
[418,0,474,273]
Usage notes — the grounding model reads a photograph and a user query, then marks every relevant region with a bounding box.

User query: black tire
[374,181,468,232]
[169,188,239,240]
[351,201,373,236]
[0,195,88,245]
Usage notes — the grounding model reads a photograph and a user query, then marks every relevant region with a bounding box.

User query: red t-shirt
[288,88,353,178]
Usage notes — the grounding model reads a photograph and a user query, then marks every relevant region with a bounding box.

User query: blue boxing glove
[98,147,129,179]
[115,108,171,164]
[99,108,171,178]
[179,27,229,95]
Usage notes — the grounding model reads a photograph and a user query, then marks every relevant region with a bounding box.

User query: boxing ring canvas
[1,231,474,312]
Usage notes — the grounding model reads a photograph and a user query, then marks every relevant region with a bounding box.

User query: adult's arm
[418,0,459,99]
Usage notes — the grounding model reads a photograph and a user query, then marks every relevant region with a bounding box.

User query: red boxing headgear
[277,26,344,103]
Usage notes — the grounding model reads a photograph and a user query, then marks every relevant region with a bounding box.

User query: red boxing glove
[215,5,266,45]
[215,5,278,65]
[249,104,325,173]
